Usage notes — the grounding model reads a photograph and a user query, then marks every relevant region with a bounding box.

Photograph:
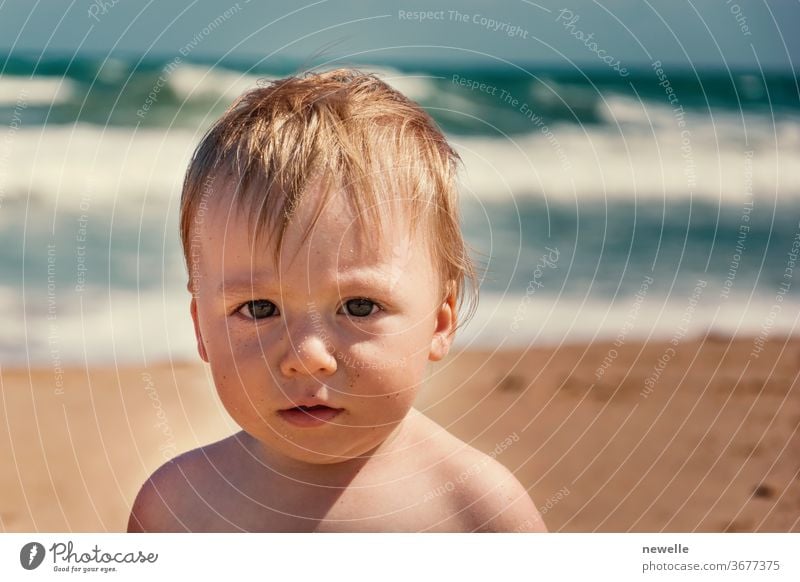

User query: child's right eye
[237,300,279,320]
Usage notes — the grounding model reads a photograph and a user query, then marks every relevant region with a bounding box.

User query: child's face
[190,179,456,464]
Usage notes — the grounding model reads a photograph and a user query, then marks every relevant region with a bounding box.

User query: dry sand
[2,335,798,532]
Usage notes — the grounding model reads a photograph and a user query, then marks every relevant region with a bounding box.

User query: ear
[190,297,209,363]
[429,287,457,362]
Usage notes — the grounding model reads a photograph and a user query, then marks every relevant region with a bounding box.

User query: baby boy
[128,69,545,532]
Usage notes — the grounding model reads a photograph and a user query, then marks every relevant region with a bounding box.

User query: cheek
[205,327,271,399]
[338,322,431,378]
[342,333,430,396]
[209,355,277,435]
[205,316,266,362]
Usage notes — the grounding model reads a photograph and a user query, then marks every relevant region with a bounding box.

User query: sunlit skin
[191,179,454,468]
[128,177,546,532]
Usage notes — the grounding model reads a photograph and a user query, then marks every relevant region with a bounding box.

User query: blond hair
[180,68,477,322]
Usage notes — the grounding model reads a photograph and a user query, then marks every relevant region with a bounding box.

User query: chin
[240,407,412,465]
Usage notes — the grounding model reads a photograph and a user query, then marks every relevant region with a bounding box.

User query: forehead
[196,177,428,279]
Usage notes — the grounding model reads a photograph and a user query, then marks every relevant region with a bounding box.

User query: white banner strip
[1,533,797,581]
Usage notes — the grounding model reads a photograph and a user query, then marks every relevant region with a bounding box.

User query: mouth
[277,405,344,428]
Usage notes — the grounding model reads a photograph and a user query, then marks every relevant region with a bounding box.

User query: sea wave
[166,63,274,103]
[460,291,800,349]
[0,124,195,205]
[0,75,78,106]
[1,114,797,208]
[455,111,800,204]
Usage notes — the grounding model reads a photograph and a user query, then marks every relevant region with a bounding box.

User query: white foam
[0,75,77,106]
[366,65,439,102]
[0,123,197,205]
[454,112,800,204]
[2,108,798,210]
[14,288,198,366]
[165,63,438,104]
[457,291,800,349]
[167,63,273,103]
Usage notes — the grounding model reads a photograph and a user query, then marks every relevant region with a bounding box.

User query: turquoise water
[2,55,799,362]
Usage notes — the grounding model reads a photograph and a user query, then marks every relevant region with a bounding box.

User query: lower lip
[278,406,343,428]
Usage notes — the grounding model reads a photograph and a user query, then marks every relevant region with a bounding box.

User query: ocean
[1,55,798,364]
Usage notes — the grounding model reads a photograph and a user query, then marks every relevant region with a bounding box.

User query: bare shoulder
[127,433,244,533]
[412,413,547,532]
[454,448,547,532]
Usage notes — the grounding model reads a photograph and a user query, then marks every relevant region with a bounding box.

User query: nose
[278,327,337,378]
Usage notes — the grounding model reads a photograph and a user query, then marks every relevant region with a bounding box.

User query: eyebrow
[217,268,393,296]
[216,278,276,295]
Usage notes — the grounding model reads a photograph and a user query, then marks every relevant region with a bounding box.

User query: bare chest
[186,471,466,532]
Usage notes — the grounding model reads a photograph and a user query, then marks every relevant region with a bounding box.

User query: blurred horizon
[5,50,800,74]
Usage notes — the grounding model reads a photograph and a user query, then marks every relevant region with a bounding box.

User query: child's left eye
[341,298,380,317]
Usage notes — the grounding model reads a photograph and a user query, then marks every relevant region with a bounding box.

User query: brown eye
[344,298,378,317]
[239,300,278,320]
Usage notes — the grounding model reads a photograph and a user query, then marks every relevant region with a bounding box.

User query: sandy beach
[2,335,798,532]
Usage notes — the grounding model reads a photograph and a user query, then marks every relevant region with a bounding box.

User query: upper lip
[280,397,342,411]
